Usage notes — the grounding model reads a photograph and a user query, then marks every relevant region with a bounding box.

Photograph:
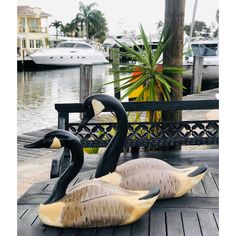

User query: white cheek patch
[92,99,105,116]
[50,137,61,149]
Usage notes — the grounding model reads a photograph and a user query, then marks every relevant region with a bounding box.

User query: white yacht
[183,40,218,80]
[30,40,108,66]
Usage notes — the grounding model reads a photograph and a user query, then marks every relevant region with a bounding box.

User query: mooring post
[112,45,121,99]
[191,56,204,94]
[80,64,93,118]
[80,64,93,101]
[21,49,25,71]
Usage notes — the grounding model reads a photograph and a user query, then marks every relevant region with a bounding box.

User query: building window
[36,40,42,48]
[22,39,26,48]
[29,39,34,48]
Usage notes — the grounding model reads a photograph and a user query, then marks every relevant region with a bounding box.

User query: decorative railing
[28,27,47,33]
[18,26,47,33]
[68,120,218,148]
[55,100,219,148]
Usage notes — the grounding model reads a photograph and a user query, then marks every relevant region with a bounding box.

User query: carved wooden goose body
[79,94,208,199]
[25,130,160,228]
[100,158,207,199]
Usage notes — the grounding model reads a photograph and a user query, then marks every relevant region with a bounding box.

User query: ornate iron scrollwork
[68,120,219,148]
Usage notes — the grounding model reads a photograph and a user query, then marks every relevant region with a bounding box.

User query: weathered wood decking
[18,150,219,236]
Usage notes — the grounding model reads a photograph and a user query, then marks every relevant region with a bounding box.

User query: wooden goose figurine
[78,94,208,199]
[25,130,160,228]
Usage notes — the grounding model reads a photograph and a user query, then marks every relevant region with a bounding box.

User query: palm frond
[139,24,152,66]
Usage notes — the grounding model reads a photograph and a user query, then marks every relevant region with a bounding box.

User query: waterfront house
[17,5,51,57]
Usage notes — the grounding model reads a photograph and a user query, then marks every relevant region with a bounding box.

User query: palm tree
[49,20,62,40]
[75,1,107,40]
[88,10,108,42]
[60,22,76,37]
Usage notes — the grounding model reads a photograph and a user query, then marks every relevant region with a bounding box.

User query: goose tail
[187,163,208,177]
[139,187,160,200]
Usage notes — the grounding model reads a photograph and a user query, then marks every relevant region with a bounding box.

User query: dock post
[112,46,121,99]
[21,49,25,71]
[191,56,204,94]
[80,64,93,118]
[80,64,93,102]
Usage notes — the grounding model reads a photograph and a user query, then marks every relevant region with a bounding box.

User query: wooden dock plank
[113,224,131,236]
[166,211,184,236]
[155,196,218,209]
[211,172,219,190]
[198,211,218,236]
[182,211,202,236]
[77,228,97,236]
[95,227,114,236]
[131,212,149,236]
[43,226,62,236]
[201,171,218,195]
[213,212,219,230]
[150,208,166,236]
[19,206,39,225]
[191,180,206,195]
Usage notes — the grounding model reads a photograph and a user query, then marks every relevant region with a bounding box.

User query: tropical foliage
[60,20,78,37]
[75,1,108,42]
[49,2,108,42]
[105,24,185,122]
[49,20,62,39]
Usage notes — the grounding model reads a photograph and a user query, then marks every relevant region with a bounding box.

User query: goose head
[24,129,84,204]
[24,129,79,149]
[78,94,107,131]
[78,94,127,131]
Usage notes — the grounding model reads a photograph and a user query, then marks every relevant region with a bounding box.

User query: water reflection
[17,65,114,134]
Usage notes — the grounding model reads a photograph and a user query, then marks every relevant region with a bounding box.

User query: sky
[17,0,219,35]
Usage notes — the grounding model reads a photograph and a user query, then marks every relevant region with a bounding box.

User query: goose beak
[78,110,93,132]
[24,138,45,148]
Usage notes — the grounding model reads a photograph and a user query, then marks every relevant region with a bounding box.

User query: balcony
[18,26,48,33]
[28,26,47,33]
[18,26,26,33]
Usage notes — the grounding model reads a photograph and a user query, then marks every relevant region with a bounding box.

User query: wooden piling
[80,64,93,102]
[21,49,25,71]
[111,46,121,99]
[163,0,185,150]
[191,56,204,94]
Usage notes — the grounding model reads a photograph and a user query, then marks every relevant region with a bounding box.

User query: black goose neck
[95,98,128,178]
[44,138,84,204]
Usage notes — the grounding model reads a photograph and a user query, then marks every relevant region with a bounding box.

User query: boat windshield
[57,42,93,49]
[191,43,218,57]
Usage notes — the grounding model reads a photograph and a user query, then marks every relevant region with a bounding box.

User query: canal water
[17,65,218,135]
[17,65,115,135]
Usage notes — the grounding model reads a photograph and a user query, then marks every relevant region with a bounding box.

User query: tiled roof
[17,5,51,17]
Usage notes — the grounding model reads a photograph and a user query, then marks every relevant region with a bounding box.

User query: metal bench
[51,99,219,178]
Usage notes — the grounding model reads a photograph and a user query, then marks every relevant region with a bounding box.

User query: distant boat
[183,40,219,81]
[30,40,108,66]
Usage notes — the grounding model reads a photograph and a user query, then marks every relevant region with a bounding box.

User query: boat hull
[30,54,108,66]
[183,64,219,81]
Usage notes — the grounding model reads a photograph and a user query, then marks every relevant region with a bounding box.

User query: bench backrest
[55,99,219,148]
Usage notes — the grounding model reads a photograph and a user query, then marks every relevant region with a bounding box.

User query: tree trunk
[163,0,185,150]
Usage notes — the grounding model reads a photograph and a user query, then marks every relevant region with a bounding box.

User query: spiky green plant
[105,24,185,122]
